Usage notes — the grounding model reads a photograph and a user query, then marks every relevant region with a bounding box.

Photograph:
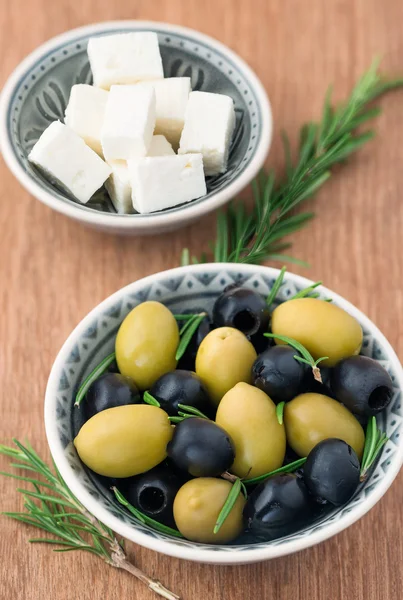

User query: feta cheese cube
[179,91,236,176]
[87,32,164,90]
[128,153,206,213]
[101,85,156,161]
[148,135,175,156]
[28,121,111,204]
[104,136,174,214]
[64,84,108,156]
[105,161,133,214]
[137,78,191,147]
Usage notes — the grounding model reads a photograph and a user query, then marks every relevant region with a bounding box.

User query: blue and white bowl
[0,21,272,235]
[45,264,403,564]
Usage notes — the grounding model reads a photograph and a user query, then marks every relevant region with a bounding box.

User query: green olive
[173,478,245,543]
[195,327,257,405]
[74,405,173,478]
[215,382,286,478]
[115,301,179,390]
[284,393,365,459]
[271,298,363,367]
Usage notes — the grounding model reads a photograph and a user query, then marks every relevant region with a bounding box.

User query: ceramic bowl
[45,263,403,564]
[0,21,272,235]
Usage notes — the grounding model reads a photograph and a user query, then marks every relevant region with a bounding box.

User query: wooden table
[1,1,403,598]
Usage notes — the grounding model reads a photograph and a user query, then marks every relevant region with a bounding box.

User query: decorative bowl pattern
[0,21,272,234]
[45,264,403,564]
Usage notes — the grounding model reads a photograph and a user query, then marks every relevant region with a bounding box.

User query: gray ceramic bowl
[0,21,272,235]
[45,264,403,564]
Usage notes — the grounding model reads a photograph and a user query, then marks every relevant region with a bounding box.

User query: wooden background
[1,1,403,598]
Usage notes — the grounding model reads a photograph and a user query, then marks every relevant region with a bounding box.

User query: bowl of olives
[45,264,403,564]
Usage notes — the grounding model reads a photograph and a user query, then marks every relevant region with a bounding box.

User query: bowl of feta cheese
[0,21,272,235]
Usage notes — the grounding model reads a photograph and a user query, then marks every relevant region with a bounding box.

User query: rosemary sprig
[112,488,183,538]
[244,457,307,486]
[184,61,403,265]
[0,440,180,600]
[264,333,328,382]
[175,312,207,361]
[360,416,388,481]
[74,352,116,407]
[276,402,285,425]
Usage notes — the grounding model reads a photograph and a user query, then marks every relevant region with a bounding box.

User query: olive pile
[74,284,393,545]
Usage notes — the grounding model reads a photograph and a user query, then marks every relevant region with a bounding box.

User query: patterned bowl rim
[0,20,272,230]
[45,263,403,564]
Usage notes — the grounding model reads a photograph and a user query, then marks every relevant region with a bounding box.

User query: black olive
[303,438,360,506]
[252,346,309,403]
[330,355,393,416]
[243,474,311,539]
[149,370,212,417]
[83,372,141,421]
[121,464,182,528]
[167,417,235,477]
[305,366,334,398]
[177,316,212,371]
[213,286,270,337]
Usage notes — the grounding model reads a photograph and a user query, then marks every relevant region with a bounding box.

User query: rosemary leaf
[112,487,183,538]
[214,478,242,534]
[244,457,307,486]
[266,267,287,308]
[360,417,388,481]
[143,391,160,407]
[74,352,116,407]
[177,404,209,419]
[291,281,323,299]
[175,313,206,361]
[276,402,285,425]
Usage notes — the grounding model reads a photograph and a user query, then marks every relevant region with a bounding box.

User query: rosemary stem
[111,546,180,600]
[221,471,238,483]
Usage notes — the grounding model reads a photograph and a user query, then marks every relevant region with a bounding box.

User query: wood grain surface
[1,1,403,598]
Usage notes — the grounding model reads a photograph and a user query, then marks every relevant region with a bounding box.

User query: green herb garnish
[276,402,285,425]
[244,457,307,486]
[214,477,243,534]
[0,441,179,600]
[74,352,116,407]
[112,487,183,539]
[168,404,210,424]
[291,281,322,299]
[175,312,207,361]
[264,333,328,382]
[143,391,161,407]
[360,416,388,481]
[266,266,287,309]
[182,61,403,266]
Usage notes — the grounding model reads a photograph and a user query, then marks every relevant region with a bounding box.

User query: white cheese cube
[137,78,191,147]
[179,91,236,176]
[105,137,174,214]
[148,135,175,156]
[128,153,206,214]
[101,85,156,161]
[28,121,111,204]
[105,161,133,214]
[87,32,164,90]
[64,84,108,156]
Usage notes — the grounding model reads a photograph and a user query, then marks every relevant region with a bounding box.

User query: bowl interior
[46,265,403,562]
[7,24,263,217]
